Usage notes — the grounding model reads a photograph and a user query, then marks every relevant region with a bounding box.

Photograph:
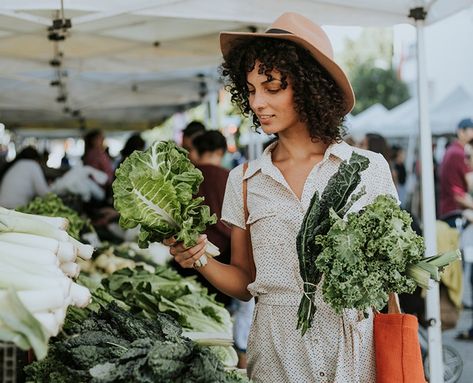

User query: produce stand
[0,190,248,382]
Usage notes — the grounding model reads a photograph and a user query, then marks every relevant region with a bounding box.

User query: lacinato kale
[25,303,250,383]
[296,152,369,335]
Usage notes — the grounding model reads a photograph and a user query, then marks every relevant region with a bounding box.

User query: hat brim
[220,31,355,115]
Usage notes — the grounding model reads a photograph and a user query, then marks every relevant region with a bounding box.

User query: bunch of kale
[314,195,425,315]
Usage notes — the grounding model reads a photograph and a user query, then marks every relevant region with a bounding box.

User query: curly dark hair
[221,37,347,143]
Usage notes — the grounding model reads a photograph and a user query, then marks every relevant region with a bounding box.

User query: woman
[167,12,397,382]
[0,146,49,208]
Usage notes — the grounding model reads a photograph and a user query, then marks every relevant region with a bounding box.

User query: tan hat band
[265,28,291,34]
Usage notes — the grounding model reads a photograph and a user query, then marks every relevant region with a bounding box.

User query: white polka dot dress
[221,141,399,383]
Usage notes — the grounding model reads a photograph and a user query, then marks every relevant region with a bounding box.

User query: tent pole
[412,7,444,382]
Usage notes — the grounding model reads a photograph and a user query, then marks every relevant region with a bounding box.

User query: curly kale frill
[315,195,425,314]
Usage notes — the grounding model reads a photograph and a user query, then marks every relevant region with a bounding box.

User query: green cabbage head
[113,141,216,248]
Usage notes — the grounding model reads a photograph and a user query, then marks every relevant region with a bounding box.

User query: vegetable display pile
[0,207,93,359]
[25,303,249,383]
[113,140,219,266]
[17,193,93,240]
[296,152,460,335]
[315,195,460,314]
[101,266,237,367]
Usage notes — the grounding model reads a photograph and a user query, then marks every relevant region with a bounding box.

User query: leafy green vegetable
[208,345,239,367]
[25,303,249,383]
[296,152,369,335]
[113,140,216,248]
[315,195,460,314]
[102,266,233,336]
[17,193,92,239]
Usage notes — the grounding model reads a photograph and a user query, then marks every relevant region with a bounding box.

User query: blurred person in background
[115,133,146,170]
[181,120,206,164]
[439,118,473,226]
[391,144,408,208]
[82,129,114,185]
[192,130,254,367]
[361,133,392,164]
[96,133,146,235]
[439,117,473,341]
[176,130,232,306]
[0,146,49,208]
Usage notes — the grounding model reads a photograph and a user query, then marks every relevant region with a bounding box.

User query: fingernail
[201,234,207,239]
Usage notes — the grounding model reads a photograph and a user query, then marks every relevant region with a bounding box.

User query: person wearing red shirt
[440,118,473,341]
[174,129,232,307]
[439,118,473,227]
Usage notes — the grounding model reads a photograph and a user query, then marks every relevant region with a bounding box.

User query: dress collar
[242,139,354,181]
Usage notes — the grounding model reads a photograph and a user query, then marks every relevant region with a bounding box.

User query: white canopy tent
[0,1,471,130]
[431,86,473,134]
[348,86,473,138]
[1,1,473,380]
[348,103,388,132]
[347,103,390,138]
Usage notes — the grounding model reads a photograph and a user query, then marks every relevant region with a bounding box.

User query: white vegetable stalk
[0,206,93,357]
[0,289,65,313]
[0,232,59,252]
[60,262,80,278]
[0,206,69,230]
[0,241,59,266]
[51,307,67,327]
[1,261,64,281]
[0,233,76,263]
[193,240,220,267]
[70,282,92,308]
[0,268,72,295]
[34,312,60,337]
[0,213,68,242]
[205,241,220,258]
[57,241,76,263]
[69,236,93,260]
[183,331,234,346]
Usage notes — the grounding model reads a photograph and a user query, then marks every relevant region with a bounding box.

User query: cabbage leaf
[113,141,216,248]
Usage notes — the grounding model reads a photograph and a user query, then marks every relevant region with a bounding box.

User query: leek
[0,289,64,313]
[0,206,69,230]
[0,213,68,241]
[0,240,58,265]
[69,236,93,260]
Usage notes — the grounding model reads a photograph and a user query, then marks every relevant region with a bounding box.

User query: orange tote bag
[374,293,426,383]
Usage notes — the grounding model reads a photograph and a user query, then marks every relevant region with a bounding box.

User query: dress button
[319,372,325,377]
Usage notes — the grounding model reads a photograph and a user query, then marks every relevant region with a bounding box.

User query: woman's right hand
[163,234,208,269]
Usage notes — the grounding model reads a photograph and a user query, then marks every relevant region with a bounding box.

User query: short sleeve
[449,152,468,197]
[221,164,246,229]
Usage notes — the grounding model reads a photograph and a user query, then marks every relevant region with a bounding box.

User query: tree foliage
[351,61,410,115]
[337,28,410,115]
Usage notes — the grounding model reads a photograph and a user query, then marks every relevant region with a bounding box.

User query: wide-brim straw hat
[220,12,355,115]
